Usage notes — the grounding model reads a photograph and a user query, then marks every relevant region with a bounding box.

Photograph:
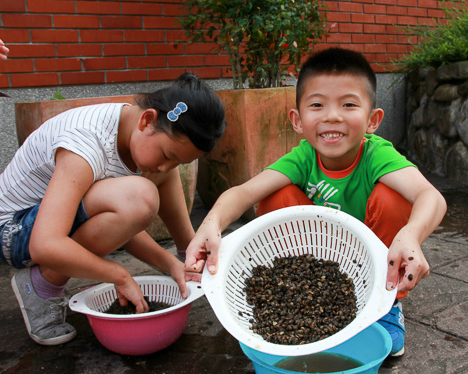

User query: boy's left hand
[386,227,430,293]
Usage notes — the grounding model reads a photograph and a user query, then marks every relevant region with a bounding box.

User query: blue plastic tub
[240,323,391,374]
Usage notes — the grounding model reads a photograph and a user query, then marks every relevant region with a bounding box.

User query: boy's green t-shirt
[266,134,415,222]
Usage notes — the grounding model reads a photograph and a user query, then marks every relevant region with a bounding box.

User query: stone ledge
[406,60,468,183]
[437,60,468,81]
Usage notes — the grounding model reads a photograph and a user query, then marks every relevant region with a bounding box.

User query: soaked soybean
[244,254,357,345]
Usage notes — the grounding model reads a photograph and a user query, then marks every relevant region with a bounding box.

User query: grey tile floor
[1,171,468,374]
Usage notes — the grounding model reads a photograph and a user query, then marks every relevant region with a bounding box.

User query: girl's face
[130,127,203,174]
[290,74,383,171]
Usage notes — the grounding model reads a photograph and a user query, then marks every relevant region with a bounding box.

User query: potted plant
[178,0,328,219]
[179,0,327,89]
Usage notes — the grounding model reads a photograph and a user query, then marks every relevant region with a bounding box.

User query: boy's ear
[138,109,158,131]
[366,108,384,134]
[289,108,303,135]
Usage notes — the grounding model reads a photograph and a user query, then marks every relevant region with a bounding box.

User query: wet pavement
[1,170,468,374]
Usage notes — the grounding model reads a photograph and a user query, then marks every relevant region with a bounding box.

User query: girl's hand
[185,219,222,275]
[386,227,430,294]
[123,231,200,301]
[168,259,201,299]
[114,276,149,313]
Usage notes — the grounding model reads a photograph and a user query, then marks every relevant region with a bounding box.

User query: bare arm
[185,169,292,275]
[379,167,447,293]
[123,229,200,299]
[146,166,196,254]
[134,166,201,296]
[30,148,148,312]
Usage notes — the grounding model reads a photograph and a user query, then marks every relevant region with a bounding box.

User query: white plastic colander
[201,205,397,356]
[70,276,204,317]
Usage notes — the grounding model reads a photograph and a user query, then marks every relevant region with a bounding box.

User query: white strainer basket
[202,205,397,356]
[70,276,204,318]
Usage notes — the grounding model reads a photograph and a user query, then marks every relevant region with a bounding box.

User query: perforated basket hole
[85,280,184,313]
[141,282,183,305]
[88,289,118,313]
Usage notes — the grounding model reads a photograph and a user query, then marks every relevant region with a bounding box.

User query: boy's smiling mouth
[320,133,344,139]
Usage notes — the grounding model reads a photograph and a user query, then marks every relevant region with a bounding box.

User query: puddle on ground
[436,190,468,237]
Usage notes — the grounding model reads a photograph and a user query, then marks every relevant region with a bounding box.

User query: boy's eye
[343,103,357,107]
[310,102,323,108]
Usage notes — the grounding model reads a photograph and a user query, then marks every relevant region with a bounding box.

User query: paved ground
[1,170,468,374]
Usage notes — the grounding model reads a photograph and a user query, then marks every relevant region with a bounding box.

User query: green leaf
[387,0,468,72]
[50,89,65,101]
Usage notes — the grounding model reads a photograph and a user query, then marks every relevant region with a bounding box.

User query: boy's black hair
[135,72,226,152]
[296,47,377,109]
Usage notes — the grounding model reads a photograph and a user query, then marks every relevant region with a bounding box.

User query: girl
[0,72,226,345]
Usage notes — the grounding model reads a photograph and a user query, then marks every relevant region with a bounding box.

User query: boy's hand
[386,228,430,293]
[185,220,222,275]
[114,277,149,314]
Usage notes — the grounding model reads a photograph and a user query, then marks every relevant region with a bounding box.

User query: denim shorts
[0,201,89,269]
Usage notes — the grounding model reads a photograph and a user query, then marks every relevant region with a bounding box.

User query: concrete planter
[198,87,301,220]
[15,96,198,241]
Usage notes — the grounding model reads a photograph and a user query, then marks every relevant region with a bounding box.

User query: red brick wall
[0,0,444,89]
[323,0,444,72]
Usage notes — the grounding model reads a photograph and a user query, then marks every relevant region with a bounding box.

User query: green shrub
[178,0,327,89]
[390,0,468,72]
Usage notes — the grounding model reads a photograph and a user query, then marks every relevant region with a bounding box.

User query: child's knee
[257,184,312,216]
[121,177,160,224]
[366,183,412,223]
[365,183,412,247]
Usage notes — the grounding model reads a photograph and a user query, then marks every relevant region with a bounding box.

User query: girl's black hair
[135,72,226,152]
[297,48,377,109]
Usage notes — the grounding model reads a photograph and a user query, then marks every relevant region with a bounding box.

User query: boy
[185,47,447,356]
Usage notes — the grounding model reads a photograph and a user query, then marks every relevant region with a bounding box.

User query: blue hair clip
[167,102,188,122]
